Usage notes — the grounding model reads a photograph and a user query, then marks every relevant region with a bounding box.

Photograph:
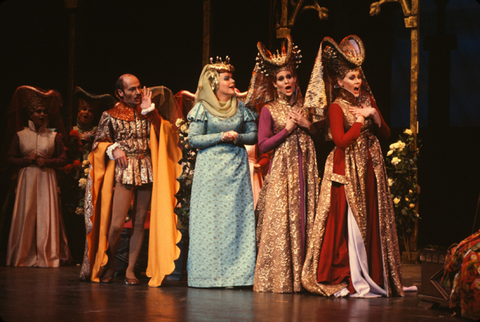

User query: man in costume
[79,74,182,286]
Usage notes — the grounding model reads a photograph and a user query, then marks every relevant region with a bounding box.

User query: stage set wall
[0,0,479,261]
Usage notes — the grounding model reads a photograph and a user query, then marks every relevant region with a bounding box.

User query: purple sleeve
[257,107,288,154]
[44,134,68,168]
[7,134,31,168]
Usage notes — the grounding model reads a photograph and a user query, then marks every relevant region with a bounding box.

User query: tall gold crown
[255,35,302,77]
[208,56,235,73]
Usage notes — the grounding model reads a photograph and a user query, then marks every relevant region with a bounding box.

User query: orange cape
[81,120,182,287]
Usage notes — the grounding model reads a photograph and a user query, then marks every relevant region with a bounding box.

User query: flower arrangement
[174,118,197,227]
[57,129,89,216]
[385,128,421,261]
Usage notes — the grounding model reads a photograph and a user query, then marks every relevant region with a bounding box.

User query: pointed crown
[255,35,302,78]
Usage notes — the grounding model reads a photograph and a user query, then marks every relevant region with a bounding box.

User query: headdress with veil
[303,35,374,140]
[195,56,238,120]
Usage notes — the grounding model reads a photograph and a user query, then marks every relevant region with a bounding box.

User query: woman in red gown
[301,35,404,297]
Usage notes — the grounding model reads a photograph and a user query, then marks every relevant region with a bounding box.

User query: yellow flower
[387,150,393,156]
[409,203,415,208]
[409,189,413,194]
[391,157,401,165]
[75,207,84,215]
[388,178,394,186]
[393,197,400,205]
[84,168,90,175]
[82,160,90,167]
[405,197,409,202]
[404,129,413,135]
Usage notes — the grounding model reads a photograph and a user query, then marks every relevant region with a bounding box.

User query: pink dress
[6,121,71,267]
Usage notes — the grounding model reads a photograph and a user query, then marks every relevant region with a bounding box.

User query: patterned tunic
[254,97,319,293]
[94,102,155,186]
[187,101,257,287]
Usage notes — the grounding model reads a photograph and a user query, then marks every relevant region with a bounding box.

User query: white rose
[78,178,87,189]
[175,118,184,127]
[84,168,90,175]
[180,124,189,133]
[82,160,90,167]
[404,129,413,135]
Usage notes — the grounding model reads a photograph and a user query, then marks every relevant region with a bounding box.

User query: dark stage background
[0,0,479,260]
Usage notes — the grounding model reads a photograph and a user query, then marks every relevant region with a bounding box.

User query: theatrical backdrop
[0,0,479,261]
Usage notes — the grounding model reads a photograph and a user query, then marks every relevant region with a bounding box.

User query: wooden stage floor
[0,264,470,322]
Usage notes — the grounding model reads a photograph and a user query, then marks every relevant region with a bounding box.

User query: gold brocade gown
[254,97,319,293]
[301,93,404,297]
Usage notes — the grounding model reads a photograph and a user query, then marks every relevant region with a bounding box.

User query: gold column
[370,0,419,148]
[370,0,420,257]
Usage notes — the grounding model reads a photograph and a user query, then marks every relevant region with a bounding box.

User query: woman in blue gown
[187,57,257,288]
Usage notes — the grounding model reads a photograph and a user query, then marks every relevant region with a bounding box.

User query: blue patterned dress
[187,101,257,287]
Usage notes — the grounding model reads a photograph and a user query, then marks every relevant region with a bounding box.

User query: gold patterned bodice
[93,103,153,186]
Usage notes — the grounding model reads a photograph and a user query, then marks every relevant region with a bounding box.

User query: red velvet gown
[302,91,404,297]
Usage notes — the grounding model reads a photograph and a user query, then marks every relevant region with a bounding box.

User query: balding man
[80,74,178,285]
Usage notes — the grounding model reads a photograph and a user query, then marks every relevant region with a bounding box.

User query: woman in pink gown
[5,86,71,267]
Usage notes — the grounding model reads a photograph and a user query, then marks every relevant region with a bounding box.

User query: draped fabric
[301,96,404,297]
[442,230,480,320]
[254,98,319,293]
[7,123,71,267]
[245,144,269,209]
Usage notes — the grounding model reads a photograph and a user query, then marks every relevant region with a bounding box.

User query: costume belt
[126,151,151,160]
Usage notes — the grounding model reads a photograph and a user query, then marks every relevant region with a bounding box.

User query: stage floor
[0,264,468,322]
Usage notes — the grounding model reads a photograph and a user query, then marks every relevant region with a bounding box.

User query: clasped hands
[286,110,312,134]
[29,153,45,167]
[222,131,238,142]
[349,104,381,126]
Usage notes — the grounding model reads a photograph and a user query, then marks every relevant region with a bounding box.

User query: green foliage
[174,118,197,227]
[57,129,89,216]
[385,129,421,252]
